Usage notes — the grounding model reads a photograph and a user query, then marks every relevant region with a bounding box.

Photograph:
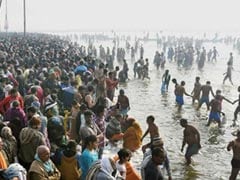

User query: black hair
[117,149,131,161]
[84,110,94,117]
[83,135,97,151]
[27,106,37,114]
[172,78,177,83]
[63,140,77,157]
[180,118,188,125]
[152,147,164,157]
[94,105,105,116]
[181,81,185,86]
[9,88,17,95]
[30,87,37,94]
[87,85,94,92]
[119,89,124,95]
[147,115,155,122]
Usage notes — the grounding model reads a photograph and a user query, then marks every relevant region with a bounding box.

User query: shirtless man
[228,52,234,67]
[215,89,232,112]
[223,62,234,85]
[141,115,160,152]
[191,76,201,104]
[232,86,240,126]
[197,81,215,111]
[172,78,178,95]
[175,81,192,111]
[161,69,171,93]
[227,130,240,180]
[180,119,201,165]
[206,97,224,127]
[212,46,218,62]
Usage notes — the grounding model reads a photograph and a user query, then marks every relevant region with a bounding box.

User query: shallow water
[77,36,240,179]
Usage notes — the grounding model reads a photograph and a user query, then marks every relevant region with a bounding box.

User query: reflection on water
[113,40,240,179]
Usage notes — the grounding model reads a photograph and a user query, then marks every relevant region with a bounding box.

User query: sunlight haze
[0,0,239,33]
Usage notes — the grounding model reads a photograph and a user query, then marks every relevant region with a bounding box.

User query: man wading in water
[227,130,240,180]
[175,81,192,111]
[180,119,201,165]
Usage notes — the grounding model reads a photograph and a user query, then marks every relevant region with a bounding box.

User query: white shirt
[116,160,126,179]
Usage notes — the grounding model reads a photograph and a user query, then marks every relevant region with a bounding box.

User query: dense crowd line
[0,32,239,180]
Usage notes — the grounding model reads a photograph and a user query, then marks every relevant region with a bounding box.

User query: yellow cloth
[75,75,82,88]
[126,161,141,180]
[0,151,7,169]
[123,122,143,151]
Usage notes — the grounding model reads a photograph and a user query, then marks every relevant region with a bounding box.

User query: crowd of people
[0,32,239,180]
[0,32,172,180]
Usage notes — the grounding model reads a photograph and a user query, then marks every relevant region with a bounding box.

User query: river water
[72,34,240,179]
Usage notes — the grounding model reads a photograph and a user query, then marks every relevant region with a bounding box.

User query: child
[141,115,160,152]
[116,149,132,179]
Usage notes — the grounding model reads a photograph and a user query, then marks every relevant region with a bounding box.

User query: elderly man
[28,145,61,180]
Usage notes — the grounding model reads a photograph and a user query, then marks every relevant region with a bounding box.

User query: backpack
[85,160,101,180]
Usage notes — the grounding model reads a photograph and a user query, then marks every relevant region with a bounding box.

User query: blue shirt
[80,149,98,180]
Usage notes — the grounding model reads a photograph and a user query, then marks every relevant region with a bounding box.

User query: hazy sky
[1,0,239,33]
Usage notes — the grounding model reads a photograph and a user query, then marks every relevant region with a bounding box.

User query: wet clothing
[117,95,130,115]
[123,122,142,152]
[185,144,200,158]
[231,159,240,168]
[209,112,221,122]
[200,96,209,104]
[192,82,201,99]
[176,95,184,105]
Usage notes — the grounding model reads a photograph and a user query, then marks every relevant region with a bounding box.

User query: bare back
[201,85,212,97]
[149,123,160,139]
[184,125,200,145]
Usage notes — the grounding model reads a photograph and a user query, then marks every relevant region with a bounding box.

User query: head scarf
[1,127,12,140]
[3,163,27,180]
[34,154,54,173]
